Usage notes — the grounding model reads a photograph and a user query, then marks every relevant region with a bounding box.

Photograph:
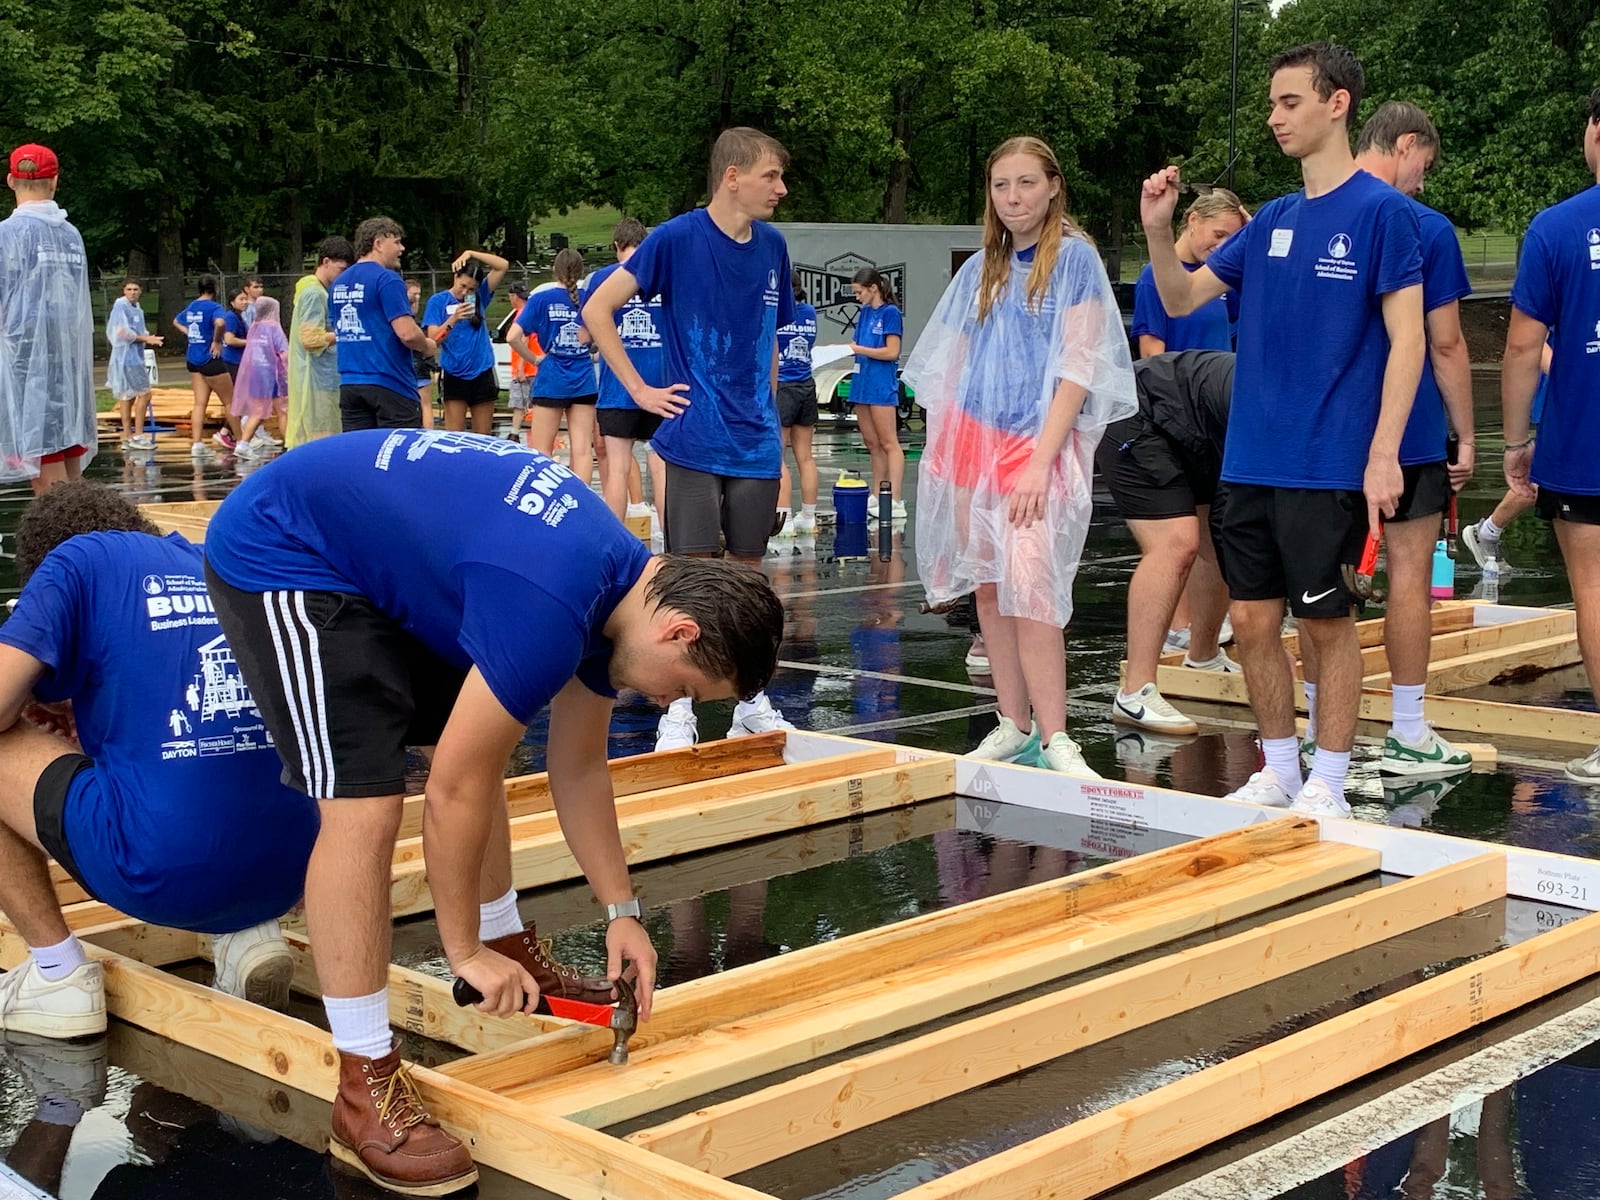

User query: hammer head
[607,976,638,1066]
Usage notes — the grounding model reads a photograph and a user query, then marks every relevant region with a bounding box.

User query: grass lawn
[530,204,623,252]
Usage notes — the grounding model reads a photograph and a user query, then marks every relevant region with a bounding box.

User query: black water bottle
[877,481,893,560]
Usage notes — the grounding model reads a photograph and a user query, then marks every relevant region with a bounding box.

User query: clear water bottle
[1482,553,1500,603]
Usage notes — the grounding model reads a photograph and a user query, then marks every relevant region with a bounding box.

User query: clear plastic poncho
[0,202,97,481]
[905,235,1136,627]
[232,297,288,419]
[105,296,151,401]
[286,274,341,447]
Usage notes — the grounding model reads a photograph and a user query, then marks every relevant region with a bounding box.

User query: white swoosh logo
[1302,588,1337,604]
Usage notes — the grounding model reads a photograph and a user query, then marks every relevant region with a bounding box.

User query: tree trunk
[883,84,912,223]
[156,205,185,337]
[502,217,529,268]
[279,189,304,277]
[220,241,241,275]
[126,248,150,281]
[1106,187,1124,282]
[964,123,979,225]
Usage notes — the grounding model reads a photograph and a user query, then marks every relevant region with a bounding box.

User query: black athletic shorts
[441,368,498,407]
[225,360,240,382]
[1096,414,1219,520]
[205,566,468,798]
[1391,461,1451,523]
[34,753,97,900]
[776,379,819,428]
[340,383,422,431]
[188,358,229,379]
[1218,484,1369,619]
[597,408,663,442]
[662,462,781,558]
[1536,488,1600,525]
[530,392,598,410]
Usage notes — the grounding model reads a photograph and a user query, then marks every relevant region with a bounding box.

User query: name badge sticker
[1269,229,1294,257]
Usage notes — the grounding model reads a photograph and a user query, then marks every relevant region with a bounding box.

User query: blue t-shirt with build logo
[1399,199,1472,466]
[206,431,652,722]
[331,260,418,399]
[1511,184,1600,495]
[1206,169,1423,490]
[516,282,595,400]
[178,298,225,369]
[852,303,903,406]
[621,209,797,478]
[777,303,817,383]
[582,262,666,410]
[422,278,495,380]
[0,532,318,933]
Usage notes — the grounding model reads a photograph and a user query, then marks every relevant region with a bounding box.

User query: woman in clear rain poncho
[105,278,163,449]
[904,135,1136,776]
[230,296,288,458]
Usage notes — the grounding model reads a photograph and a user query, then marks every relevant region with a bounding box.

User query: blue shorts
[39,759,318,934]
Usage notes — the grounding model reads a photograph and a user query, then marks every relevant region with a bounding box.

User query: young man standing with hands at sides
[585,127,799,751]
[333,217,437,432]
[206,429,785,1194]
[286,235,353,448]
[1300,101,1477,779]
[1140,42,1426,817]
[1504,87,1600,785]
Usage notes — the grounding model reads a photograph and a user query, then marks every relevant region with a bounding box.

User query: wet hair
[454,257,487,283]
[851,266,898,308]
[315,235,354,267]
[1355,100,1440,156]
[791,266,806,303]
[1183,188,1249,231]
[1588,87,1600,125]
[552,247,585,308]
[978,136,1092,322]
[612,217,647,250]
[120,277,141,290]
[353,216,404,258]
[707,127,789,197]
[1270,42,1365,131]
[15,482,159,586]
[197,275,217,297]
[243,275,263,289]
[644,556,783,700]
[230,286,250,304]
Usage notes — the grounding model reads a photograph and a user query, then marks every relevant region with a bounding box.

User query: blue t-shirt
[1131,262,1235,352]
[0,533,318,933]
[620,209,797,478]
[331,260,418,399]
[516,282,594,400]
[1511,183,1600,494]
[221,309,248,366]
[178,298,225,369]
[777,303,818,383]
[1206,169,1424,489]
[422,279,495,380]
[1399,200,1472,466]
[852,303,903,406]
[583,262,666,410]
[206,430,653,723]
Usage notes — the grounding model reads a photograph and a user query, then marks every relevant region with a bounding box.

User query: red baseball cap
[9,144,59,180]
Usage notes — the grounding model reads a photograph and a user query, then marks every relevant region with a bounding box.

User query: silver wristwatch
[605,898,643,923]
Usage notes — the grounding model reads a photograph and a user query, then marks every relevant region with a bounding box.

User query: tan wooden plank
[1357,689,1600,747]
[895,906,1600,1200]
[391,749,901,867]
[389,756,955,919]
[628,852,1504,1175]
[507,842,1380,1125]
[1366,632,1582,692]
[436,816,1324,1089]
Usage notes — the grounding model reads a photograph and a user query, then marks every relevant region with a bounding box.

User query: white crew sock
[1310,747,1352,804]
[478,887,524,942]
[1480,516,1503,540]
[30,934,86,982]
[1261,736,1304,792]
[324,990,393,1059]
[667,696,694,718]
[1391,684,1428,744]
[1303,681,1319,741]
[801,503,816,518]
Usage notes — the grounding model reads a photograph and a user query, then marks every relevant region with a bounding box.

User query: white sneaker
[1291,777,1353,818]
[773,513,796,539]
[1461,522,1503,570]
[212,920,294,1009]
[891,499,908,521]
[964,649,991,674]
[729,692,795,736]
[254,429,283,447]
[0,960,105,1039]
[1219,614,1235,645]
[233,438,258,459]
[970,716,1039,762]
[1225,767,1294,808]
[1183,650,1239,673]
[1567,746,1600,785]
[793,511,817,535]
[626,501,651,518]
[1162,628,1191,655]
[655,698,698,751]
[1112,683,1198,735]
[190,441,214,460]
[1040,732,1100,777]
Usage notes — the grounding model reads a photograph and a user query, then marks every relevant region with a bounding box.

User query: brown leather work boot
[329,1044,478,1196]
[484,923,616,1005]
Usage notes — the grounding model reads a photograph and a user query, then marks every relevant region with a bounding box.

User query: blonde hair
[1184,188,1247,226]
[977,137,1092,322]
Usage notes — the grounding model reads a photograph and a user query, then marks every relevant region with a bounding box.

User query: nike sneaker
[1379,726,1473,778]
[1111,683,1198,736]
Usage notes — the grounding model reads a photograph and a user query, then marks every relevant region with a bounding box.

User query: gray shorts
[508,375,532,410]
[663,463,781,558]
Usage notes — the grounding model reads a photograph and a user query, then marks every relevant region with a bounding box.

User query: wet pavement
[0,373,1595,1199]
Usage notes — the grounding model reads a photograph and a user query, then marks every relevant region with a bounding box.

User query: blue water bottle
[1430,540,1454,599]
